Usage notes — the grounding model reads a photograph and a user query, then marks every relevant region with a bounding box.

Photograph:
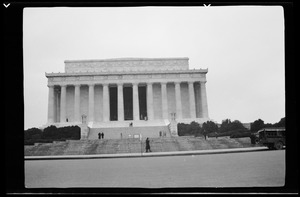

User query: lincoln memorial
[45,57,209,139]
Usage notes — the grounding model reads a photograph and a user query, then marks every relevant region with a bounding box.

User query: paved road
[25,150,285,188]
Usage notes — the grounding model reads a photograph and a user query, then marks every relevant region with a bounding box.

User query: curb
[25,147,268,161]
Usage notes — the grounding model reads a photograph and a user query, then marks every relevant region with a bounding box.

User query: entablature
[46,69,208,86]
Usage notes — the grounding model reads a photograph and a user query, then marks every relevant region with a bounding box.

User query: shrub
[201,121,219,136]
[178,121,201,136]
[42,125,80,140]
[24,125,80,145]
[24,127,42,140]
[42,125,58,139]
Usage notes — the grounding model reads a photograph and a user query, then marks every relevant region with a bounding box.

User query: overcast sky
[23,6,284,129]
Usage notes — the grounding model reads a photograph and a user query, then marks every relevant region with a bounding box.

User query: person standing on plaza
[98,132,101,139]
[145,138,151,152]
[101,132,104,139]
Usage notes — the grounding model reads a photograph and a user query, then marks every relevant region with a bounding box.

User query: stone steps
[24,137,254,156]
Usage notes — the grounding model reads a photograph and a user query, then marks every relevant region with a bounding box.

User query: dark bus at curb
[255,127,285,150]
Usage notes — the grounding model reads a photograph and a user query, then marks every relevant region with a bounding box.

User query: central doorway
[123,86,133,120]
[138,85,147,120]
[109,86,118,121]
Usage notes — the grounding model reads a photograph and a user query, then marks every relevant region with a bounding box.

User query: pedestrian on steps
[145,138,151,152]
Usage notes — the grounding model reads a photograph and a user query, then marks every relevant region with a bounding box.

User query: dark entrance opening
[109,86,118,121]
[139,86,147,120]
[123,86,133,120]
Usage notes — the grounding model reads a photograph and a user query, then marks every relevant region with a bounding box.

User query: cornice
[64,57,189,63]
[45,69,208,77]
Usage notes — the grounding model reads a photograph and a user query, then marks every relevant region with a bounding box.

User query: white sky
[23,6,285,129]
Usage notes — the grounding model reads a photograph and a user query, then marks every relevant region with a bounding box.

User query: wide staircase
[24,136,256,156]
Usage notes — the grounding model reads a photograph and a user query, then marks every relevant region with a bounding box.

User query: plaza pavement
[25,149,285,188]
[25,146,268,160]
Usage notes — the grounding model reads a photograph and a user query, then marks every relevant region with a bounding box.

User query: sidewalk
[24,146,268,160]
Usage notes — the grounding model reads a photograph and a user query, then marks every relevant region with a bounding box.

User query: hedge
[24,125,80,145]
[177,121,201,136]
[24,127,42,140]
[42,125,80,140]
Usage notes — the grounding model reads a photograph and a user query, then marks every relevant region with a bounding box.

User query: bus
[256,127,285,150]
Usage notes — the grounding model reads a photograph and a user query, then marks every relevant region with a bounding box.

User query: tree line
[250,117,285,132]
[178,117,285,137]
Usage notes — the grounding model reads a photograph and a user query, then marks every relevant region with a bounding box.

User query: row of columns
[47,81,208,124]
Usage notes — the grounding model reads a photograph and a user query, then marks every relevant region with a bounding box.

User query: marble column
[200,81,209,118]
[146,82,154,120]
[188,81,196,119]
[88,84,95,123]
[74,84,81,122]
[132,83,140,120]
[161,82,168,119]
[175,82,182,120]
[60,85,67,123]
[47,85,55,124]
[56,89,60,122]
[103,83,110,122]
[117,83,124,121]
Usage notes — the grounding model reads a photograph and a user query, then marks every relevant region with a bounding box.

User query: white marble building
[45,57,209,138]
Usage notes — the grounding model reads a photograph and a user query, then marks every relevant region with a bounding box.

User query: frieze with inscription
[65,58,189,73]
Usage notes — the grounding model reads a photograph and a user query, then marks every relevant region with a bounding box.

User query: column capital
[74,84,81,87]
[88,83,95,87]
[188,81,195,85]
[160,81,167,85]
[174,81,181,85]
[47,84,54,88]
[117,82,124,86]
[60,84,67,87]
[102,83,109,87]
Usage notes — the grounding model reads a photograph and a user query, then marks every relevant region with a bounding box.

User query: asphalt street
[25,149,285,188]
